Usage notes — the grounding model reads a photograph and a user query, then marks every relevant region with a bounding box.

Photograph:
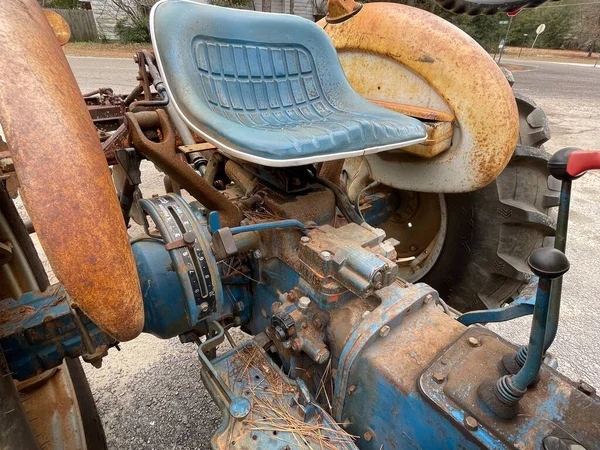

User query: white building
[89,0,322,41]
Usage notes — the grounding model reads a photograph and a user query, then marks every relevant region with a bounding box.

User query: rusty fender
[321,2,519,192]
[126,110,242,227]
[0,0,143,341]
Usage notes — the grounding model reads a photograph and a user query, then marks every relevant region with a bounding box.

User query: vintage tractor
[0,0,598,449]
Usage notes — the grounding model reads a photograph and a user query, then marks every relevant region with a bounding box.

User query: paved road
[67,56,600,449]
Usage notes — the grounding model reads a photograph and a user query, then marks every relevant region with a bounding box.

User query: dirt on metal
[321,3,519,192]
[0,0,144,341]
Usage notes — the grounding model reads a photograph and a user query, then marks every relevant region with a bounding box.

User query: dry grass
[222,345,356,450]
[501,46,600,65]
[63,42,151,58]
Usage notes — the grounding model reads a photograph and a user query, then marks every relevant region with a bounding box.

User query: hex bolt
[253,249,262,259]
[424,294,433,304]
[362,311,371,319]
[320,250,332,259]
[363,430,374,441]
[200,302,210,312]
[297,296,311,312]
[234,301,245,313]
[410,245,418,252]
[432,372,445,384]
[372,271,383,290]
[468,337,480,347]
[347,385,357,395]
[341,419,350,429]
[464,416,479,431]
[379,325,390,337]
[300,236,311,244]
[577,380,596,396]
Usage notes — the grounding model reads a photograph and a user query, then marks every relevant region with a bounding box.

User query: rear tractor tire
[377,96,559,312]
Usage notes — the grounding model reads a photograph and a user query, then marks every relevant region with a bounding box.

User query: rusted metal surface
[402,121,454,158]
[318,159,345,186]
[19,363,87,450]
[126,110,242,227]
[0,0,144,341]
[421,327,600,448]
[368,99,455,123]
[43,10,71,46]
[326,0,362,23]
[320,3,519,192]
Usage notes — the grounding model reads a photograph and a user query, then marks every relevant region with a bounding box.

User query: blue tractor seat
[150,0,427,167]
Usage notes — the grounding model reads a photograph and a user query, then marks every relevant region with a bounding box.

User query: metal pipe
[0,0,144,341]
[543,180,571,351]
[511,277,551,390]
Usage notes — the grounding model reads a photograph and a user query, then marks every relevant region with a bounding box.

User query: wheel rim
[378,192,447,282]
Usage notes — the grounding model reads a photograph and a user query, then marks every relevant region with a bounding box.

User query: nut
[432,372,445,384]
[363,430,374,441]
[379,325,390,337]
[320,250,332,259]
[297,296,311,312]
[253,249,262,259]
[468,337,480,347]
[200,302,210,312]
[464,416,478,431]
[300,236,311,243]
[577,380,596,396]
[347,385,357,395]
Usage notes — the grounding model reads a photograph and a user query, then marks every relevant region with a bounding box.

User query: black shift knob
[527,248,570,279]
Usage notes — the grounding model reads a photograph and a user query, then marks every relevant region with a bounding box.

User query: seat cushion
[150,0,427,167]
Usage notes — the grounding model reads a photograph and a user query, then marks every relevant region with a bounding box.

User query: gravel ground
[19,56,600,449]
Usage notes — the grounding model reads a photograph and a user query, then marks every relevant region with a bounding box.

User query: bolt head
[253,249,262,259]
[362,311,371,319]
[200,302,210,312]
[291,338,302,352]
[348,385,357,395]
[464,416,479,431]
[432,372,445,384]
[300,236,311,244]
[379,325,390,337]
[468,337,480,347]
[424,294,433,304]
[320,250,332,259]
[298,296,311,311]
[577,380,596,396]
[183,231,196,245]
[363,430,374,441]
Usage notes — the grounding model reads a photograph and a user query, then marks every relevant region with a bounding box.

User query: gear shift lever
[479,247,569,419]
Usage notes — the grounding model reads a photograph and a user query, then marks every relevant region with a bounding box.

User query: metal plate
[420,327,600,449]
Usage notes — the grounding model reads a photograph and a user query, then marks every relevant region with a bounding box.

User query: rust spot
[0,0,143,341]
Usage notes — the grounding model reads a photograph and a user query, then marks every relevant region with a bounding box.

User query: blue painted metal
[150,0,426,166]
[0,285,112,380]
[457,279,537,326]
[201,340,357,449]
[506,277,552,393]
[333,282,438,420]
[132,238,192,339]
[420,327,600,449]
[544,179,571,351]
[229,219,307,235]
[140,194,224,322]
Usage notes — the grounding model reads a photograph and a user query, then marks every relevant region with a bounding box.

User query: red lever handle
[567,150,600,178]
[548,148,600,181]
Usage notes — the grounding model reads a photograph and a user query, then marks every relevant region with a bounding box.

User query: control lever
[479,247,569,419]
[503,148,600,374]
